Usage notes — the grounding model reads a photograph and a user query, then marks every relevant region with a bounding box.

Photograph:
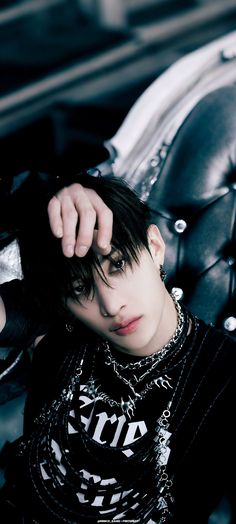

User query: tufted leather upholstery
[146,86,236,332]
[106,81,236,338]
[103,32,236,337]
[106,84,236,336]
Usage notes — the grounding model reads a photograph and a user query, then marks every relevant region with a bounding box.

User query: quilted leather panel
[147,86,236,329]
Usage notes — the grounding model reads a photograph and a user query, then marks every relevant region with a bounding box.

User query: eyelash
[73,284,87,298]
[73,258,127,299]
[109,257,126,273]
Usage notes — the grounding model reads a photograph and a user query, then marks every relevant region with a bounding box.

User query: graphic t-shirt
[1,284,236,524]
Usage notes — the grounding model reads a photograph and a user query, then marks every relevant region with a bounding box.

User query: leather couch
[105,31,236,337]
[141,85,236,333]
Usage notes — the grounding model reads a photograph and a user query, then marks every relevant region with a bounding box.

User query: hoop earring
[64,311,75,333]
[160,264,167,281]
[65,323,74,333]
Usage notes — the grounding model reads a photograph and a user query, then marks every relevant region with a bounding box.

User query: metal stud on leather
[223,317,236,332]
[171,287,184,301]
[146,87,236,333]
[174,220,187,234]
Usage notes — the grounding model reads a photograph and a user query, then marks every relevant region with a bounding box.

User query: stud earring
[160,264,167,281]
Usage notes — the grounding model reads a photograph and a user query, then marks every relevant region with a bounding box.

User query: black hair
[19,173,151,319]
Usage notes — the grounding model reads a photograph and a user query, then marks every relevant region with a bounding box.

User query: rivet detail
[223,316,236,332]
[174,219,187,234]
[227,257,235,266]
[150,157,160,168]
[171,287,184,301]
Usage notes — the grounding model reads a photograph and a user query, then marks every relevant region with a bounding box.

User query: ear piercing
[160,264,167,281]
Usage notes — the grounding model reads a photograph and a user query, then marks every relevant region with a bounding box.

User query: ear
[147,224,165,266]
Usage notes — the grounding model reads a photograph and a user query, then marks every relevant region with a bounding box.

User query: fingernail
[56,227,63,237]
[65,245,74,256]
[76,245,88,257]
[100,243,111,253]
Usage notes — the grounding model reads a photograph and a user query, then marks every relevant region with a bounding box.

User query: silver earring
[65,323,74,333]
[160,264,167,281]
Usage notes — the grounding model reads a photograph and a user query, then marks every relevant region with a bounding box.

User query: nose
[96,280,125,318]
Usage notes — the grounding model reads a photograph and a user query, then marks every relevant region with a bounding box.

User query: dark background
[0,0,236,178]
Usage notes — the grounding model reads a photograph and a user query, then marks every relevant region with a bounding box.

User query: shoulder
[24,321,91,427]
[198,317,236,350]
[194,316,236,379]
[30,318,91,381]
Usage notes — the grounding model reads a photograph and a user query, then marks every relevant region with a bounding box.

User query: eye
[110,258,126,273]
[73,283,86,297]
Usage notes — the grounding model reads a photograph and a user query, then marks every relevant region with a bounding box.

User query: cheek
[67,302,107,337]
[67,299,98,325]
[130,264,161,305]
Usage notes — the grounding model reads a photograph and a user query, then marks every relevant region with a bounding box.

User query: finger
[96,207,113,254]
[92,231,112,256]
[50,184,113,258]
[60,195,79,257]
[57,184,96,257]
[73,197,97,257]
[47,196,63,238]
[85,189,113,253]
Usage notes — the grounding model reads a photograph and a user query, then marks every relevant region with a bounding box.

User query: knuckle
[57,187,69,198]
[66,208,77,220]
[79,233,91,245]
[57,183,83,198]
[81,206,96,221]
[63,234,74,244]
[102,207,113,221]
[69,183,83,193]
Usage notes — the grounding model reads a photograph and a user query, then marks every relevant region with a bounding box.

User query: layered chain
[20,296,198,524]
[83,295,189,418]
[103,292,185,372]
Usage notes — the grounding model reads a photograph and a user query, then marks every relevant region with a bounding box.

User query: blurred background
[1,0,236,178]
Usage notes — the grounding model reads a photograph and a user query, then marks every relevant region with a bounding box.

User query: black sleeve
[0,279,48,347]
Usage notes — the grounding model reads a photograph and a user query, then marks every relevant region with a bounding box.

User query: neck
[153,290,178,353]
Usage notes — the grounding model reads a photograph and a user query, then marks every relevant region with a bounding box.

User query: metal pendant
[120,396,135,419]
[83,379,100,399]
[154,375,172,390]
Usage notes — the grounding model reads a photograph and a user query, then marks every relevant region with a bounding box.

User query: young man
[0,173,235,524]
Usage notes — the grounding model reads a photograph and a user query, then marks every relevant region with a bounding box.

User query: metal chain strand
[86,296,190,417]
[103,293,185,372]
[22,308,199,524]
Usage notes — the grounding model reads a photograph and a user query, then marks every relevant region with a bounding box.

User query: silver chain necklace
[103,292,185,373]
[83,296,189,418]
[81,340,189,523]
[83,374,173,419]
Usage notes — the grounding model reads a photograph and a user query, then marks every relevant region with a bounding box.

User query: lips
[110,316,142,335]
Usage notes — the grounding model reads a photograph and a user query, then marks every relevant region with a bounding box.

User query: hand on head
[47,183,113,258]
